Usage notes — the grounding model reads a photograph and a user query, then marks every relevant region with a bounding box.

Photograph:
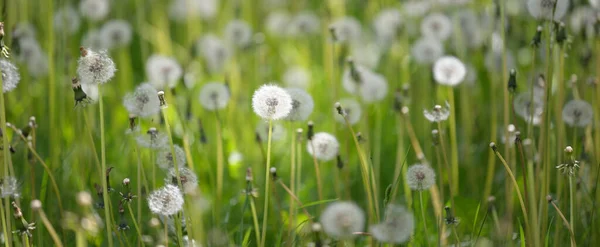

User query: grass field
[0,0,598,246]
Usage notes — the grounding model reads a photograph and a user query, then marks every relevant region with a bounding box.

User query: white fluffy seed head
[165,167,198,194]
[198,82,230,110]
[370,204,415,244]
[283,66,311,89]
[77,48,116,85]
[136,129,168,149]
[168,0,218,22]
[406,164,436,191]
[265,11,291,37]
[255,121,286,142]
[562,99,594,127]
[423,103,450,123]
[147,184,184,216]
[54,5,81,35]
[196,34,230,74]
[287,12,321,37]
[0,59,21,93]
[156,145,187,170]
[146,55,182,89]
[359,73,388,103]
[411,37,444,64]
[433,56,467,86]
[330,17,362,43]
[307,132,339,161]
[12,23,36,40]
[373,9,403,43]
[334,98,362,125]
[79,0,110,21]
[320,201,365,240]
[0,176,20,198]
[224,20,253,48]
[421,13,453,41]
[252,84,293,120]
[81,84,99,103]
[99,20,133,49]
[527,0,569,20]
[513,92,544,126]
[342,62,373,94]
[123,83,161,118]
[285,88,314,121]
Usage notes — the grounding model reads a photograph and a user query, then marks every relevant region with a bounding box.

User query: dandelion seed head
[156,145,187,170]
[406,164,436,191]
[373,9,403,43]
[252,84,293,120]
[342,62,372,94]
[411,37,444,65]
[256,121,287,142]
[12,23,36,40]
[562,99,593,127]
[513,92,544,125]
[288,12,321,37]
[307,132,339,161]
[424,103,451,122]
[165,167,198,194]
[329,17,362,43]
[285,88,314,121]
[77,48,116,85]
[123,83,160,118]
[147,184,184,216]
[265,11,291,37]
[370,204,415,244]
[136,128,168,149]
[224,20,253,48]
[0,59,21,93]
[228,151,243,164]
[54,5,81,35]
[320,201,365,240]
[527,0,569,20]
[81,83,99,102]
[99,20,132,49]
[199,82,230,110]
[359,73,388,103]
[0,177,19,198]
[168,0,218,22]
[334,98,362,125]
[77,191,93,206]
[433,56,467,86]
[283,66,310,89]
[402,1,431,18]
[79,0,110,21]
[421,13,453,41]
[196,34,230,74]
[146,55,182,89]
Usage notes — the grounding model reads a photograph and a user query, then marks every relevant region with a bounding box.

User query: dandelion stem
[549,199,576,247]
[37,209,63,247]
[277,180,313,220]
[250,196,261,246]
[260,119,273,247]
[419,191,430,247]
[98,89,114,247]
[569,175,575,238]
[287,127,297,246]
[309,140,324,203]
[215,112,224,223]
[447,89,459,195]
[437,121,456,213]
[126,203,144,246]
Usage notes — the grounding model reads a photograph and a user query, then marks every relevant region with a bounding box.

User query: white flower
[256,121,286,142]
[423,103,451,122]
[147,185,184,216]
[513,92,544,126]
[228,151,243,164]
[329,17,362,43]
[320,201,365,240]
[402,1,432,18]
[99,20,133,49]
[79,0,110,21]
[334,98,362,125]
[527,0,570,20]
[350,41,382,69]
[265,11,291,37]
[307,132,339,161]
[285,88,314,121]
[359,73,388,103]
[54,5,81,34]
[341,62,376,94]
[251,84,293,120]
[406,164,436,191]
[199,82,230,110]
[224,20,253,48]
[165,167,198,194]
[370,204,415,244]
[123,83,161,118]
[411,37,444,64]
[288,12,321,37]
[569,7,597,35]
[146,55,182,89]
[421,13,453,41]
[562,99,593,127]
[136,128,169,149]
[433,56,467,86]
[373,9,403,43]
[196,34,230,74]
[283,66,310,89]
[169,0,218,22]
[77,48,116,85]
[156,145,187,170]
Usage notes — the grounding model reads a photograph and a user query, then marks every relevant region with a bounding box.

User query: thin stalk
[215,112,224,223]
[287,127,296,246]
[437,121,456,213]
[549,199,576,247]
[98,89,114,247]
[492,146,531,233]
[37,209,63,247]
[0,64,11,247]
[250,196,261,246]
[0,199,8,247]
[260,120,273,247]
[127,203,144,246]
[76,230,87,247]
[568,176,575,238]
[277,180,313,220]
[447,89,459,195]
[419,191,430,247]
[309,141,324,203]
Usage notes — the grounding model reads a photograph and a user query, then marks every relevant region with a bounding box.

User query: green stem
[98,89,114,247]
[260,120,273,247]
[419,191,430,247]
[569,175,575,237]
[127,203,144,246]
[250,196,261,246]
